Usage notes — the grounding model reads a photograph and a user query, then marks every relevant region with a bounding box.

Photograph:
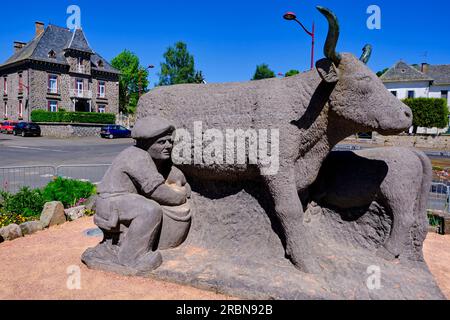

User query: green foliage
[42,177,96,209]
[428,212,443,228]
[402,98,449,130]
[252,64,275,80]
[285,69,300,77]
[0,211,33,228]
[0,188,45,218]
[376,68,389,77]
[31,110,115,124]
[194,71,206,84]
[111,50,149,114]
[158,42,204,86]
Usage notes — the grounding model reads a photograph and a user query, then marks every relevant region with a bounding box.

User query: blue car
[100,125,131,139]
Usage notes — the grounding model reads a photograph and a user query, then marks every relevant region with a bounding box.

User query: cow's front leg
[264,167,321,274]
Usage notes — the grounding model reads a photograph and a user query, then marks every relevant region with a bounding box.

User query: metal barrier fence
[430,166,450,213]
[0,166,56,194]
[56,165,111,184]
[0,164,111,194]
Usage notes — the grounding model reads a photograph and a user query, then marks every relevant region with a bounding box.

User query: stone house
[0,22,120,122]
[381,61,450,134]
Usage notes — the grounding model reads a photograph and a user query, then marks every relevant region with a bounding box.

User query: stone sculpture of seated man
[82,116,191,275]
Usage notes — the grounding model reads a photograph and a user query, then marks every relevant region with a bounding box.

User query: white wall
[384,81,430,99]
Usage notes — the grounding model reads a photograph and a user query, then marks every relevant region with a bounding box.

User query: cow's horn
[360,44,372,64]
[317,6,341,64]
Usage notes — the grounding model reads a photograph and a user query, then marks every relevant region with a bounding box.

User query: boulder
[0,224,23,242]
[40,202,66,228]
[65,206,86,221]
[20,221,44,236]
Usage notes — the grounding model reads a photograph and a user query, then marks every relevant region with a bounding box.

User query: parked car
[100,125,131,139]
[0,121,18,134]
[13,122,41,137]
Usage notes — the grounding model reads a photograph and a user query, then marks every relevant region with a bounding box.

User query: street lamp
[283,11,315,70]
[139,65,155,97]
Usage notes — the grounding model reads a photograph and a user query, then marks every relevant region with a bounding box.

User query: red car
[0,121,18,134]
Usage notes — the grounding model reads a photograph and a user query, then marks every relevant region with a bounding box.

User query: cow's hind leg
[264,168,321,274]
[377,194,415,260]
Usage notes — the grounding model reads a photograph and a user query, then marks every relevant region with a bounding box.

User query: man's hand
[166,167,187,187]
[151,184,187,206]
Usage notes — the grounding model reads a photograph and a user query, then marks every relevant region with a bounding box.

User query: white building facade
[381,62,450,134]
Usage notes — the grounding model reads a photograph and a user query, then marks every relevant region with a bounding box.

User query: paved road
[0,135,134,167]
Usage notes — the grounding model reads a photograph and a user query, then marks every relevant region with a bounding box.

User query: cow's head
[315,6,412,135]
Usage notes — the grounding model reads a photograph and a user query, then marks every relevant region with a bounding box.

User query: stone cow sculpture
[137,6,413,273]
[309,147,432,262]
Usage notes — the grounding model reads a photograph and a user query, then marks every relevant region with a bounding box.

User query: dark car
[13,122,41,137]
[100,125,131,139]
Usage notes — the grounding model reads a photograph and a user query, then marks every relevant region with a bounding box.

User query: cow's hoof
[133,251,163,273]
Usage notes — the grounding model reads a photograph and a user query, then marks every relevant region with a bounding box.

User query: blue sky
[1,0,449,86]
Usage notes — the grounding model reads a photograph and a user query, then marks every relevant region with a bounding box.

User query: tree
[285,69,300,77]
[194,71,206,84]
[111,50,149,114]
[402,98,449,133]
[158,42,204,86]
[252,64,275,80]
[376,68,389,77]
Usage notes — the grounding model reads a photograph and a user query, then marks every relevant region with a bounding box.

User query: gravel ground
[0,217,448,300]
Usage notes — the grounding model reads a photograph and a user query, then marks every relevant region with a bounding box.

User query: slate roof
[380,61,433,83]
[424,65,450,85]
[0,25,119,74]
[65,28,94,54]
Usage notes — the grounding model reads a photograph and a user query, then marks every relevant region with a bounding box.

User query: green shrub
[402,98,449,132]
[0,188,45,218]
[31,110,116,124]
[42,177,96,208]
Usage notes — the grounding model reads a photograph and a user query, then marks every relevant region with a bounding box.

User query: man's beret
[132,116,175,140]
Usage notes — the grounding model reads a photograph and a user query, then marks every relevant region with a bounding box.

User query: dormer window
[48,50,56,59]
[97,60,104,68]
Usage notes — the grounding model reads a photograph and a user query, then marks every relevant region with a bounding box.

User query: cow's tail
[410,148,433,261]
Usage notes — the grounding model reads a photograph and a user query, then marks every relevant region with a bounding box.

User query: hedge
[31,110,116,124]
[402,98,449,130]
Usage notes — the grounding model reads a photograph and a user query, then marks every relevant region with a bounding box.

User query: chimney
[35,21,45,37]
[421,63,429,74]
[13,41,27,52]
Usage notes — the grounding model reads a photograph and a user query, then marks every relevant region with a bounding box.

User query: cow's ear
[316,58,340,83]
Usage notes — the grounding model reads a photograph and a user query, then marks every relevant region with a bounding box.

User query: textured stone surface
[0,224,23,242]
[40,202,66,228]
[310,147,432,260]
[20,221,44,236]
[150,175,444,300]
[136,14,412,272]
[65,206,86,221]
